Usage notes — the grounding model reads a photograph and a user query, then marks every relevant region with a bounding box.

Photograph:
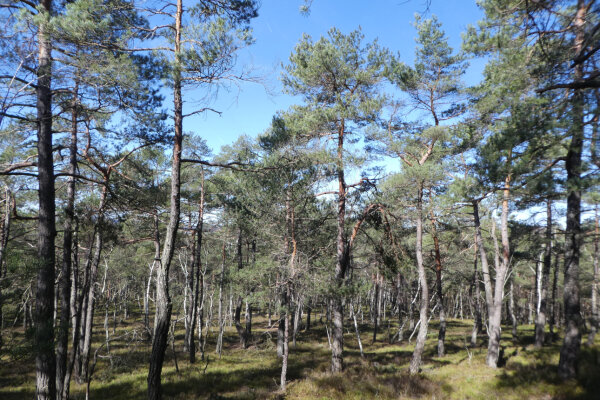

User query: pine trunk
[148,0,182,395]
[35,1,57,394]
[409,185,428,374]
[587,207,599,345]
[0,189,12,351]
[470,238,482,347]
[188,172,204,363]
[57,83,78,400]
[331,120,348,373]
[558,0,585,379]
[431,216,445,357]
[486,176,511,367]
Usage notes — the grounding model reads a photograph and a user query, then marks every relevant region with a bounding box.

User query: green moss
[1,316,598,399]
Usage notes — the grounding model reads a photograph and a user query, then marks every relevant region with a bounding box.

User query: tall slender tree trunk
[80,191,107,383]
[35,0,57,395]
[280,285,290,391]
[65,219,79,394]
[471,238,482,347]
[535,200,552,348]
[431,215,445,357]
[277,278,287,358]
[216,243,225,357]
[0,188,12,351]
[486,176,511,368]
[280,191,297,390]
[508,276,517,340]
[372,272,379,343]
[472,200,496,366]
[558,0,586,379]
[549,248,560,338]
[233,229,250,348]
[587,206,599,346]
[350,302,364,357]
[188,171,204,363]
[148,0,182,395]
[145,214,160,338]
[332,120,348,373]
[409,184,428,374]
[57,81,78,400]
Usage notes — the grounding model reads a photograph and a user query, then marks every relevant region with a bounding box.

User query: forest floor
[1,313,599,399]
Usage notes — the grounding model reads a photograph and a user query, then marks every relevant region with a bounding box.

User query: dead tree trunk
[535,200,553,348]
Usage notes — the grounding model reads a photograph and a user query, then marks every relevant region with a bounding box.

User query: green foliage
[282,27,390,133]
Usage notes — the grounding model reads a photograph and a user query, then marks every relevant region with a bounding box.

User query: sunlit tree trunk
[535,200,552,348]
[409,183,428,374]
[148,0,182,396]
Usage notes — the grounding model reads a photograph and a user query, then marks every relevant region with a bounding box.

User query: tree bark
[277,281,286,358]
[64,219,80,396]
[233,229,250,348]
[431,215,445,357]
[486,176,511,368]
[535,200,552,348]
[473,201,493,321]
[148,0,182,395]
[80,190,107,383]
[188,170,204,363]
[0,189,12,351]
[216,243,225,357]
[332,120,348,373]
[57,81,78,400]
[280,190,297,389]
[372,272,379,343]
[470,238,482,347]
[558,0,585,380]
[587,206,599,346]
[145,214,160,338]
[509,276,517,340]
[350,302,364,357]
[409,184,428,374]
[34,0,57,395]
[280,285,290,391]
[549,246,560,337]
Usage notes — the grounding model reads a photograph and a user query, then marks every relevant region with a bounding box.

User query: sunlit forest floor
[1,313,599,399]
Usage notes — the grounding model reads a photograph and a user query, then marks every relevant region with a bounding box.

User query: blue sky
[182,0,486,154]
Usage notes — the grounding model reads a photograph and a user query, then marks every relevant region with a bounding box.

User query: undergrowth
[1,314,599,399]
